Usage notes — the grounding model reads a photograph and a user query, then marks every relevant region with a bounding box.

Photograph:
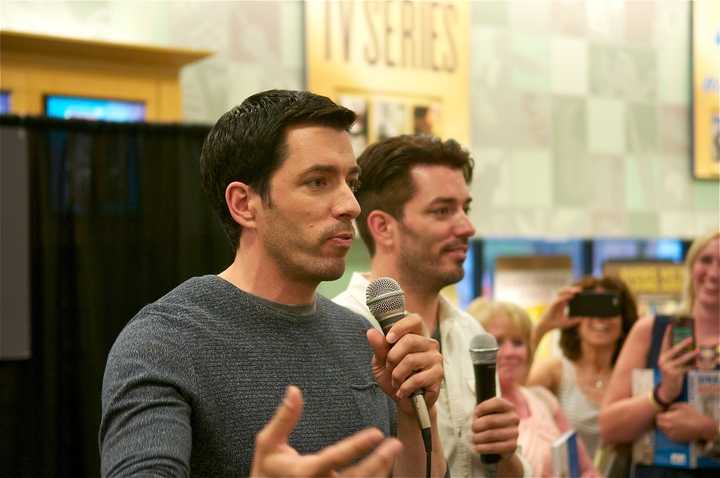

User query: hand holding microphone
[365,277,443,453]
[469,333,520,468]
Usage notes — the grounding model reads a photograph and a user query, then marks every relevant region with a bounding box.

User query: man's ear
[366,210,396,250]
[225,181,259,228]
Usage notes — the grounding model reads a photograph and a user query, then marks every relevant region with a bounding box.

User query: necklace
[594,377,605,389]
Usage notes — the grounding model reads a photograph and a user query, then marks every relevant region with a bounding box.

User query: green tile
[551,36,588,95]
[625,155,657,211]
[511,33,550,92]
[472,0,509,26]
[588,44,657,101]
[693,181,720,210]
[589,155,625,210]
[588,98,625,154]
[627,212,660,236]
[588,43,623,98]
[510,151,553,208]
[657,41,691,105]
[626,103,658,153]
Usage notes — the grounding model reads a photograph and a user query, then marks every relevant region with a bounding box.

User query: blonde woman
[469,299,599,478]
[599,231,720,477]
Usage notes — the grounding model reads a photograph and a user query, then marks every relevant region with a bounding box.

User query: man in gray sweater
[99,90,445,478]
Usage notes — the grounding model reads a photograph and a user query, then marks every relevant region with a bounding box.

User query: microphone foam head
[469,332,499,364]
[470,333,498,351]
[366,277,405,319]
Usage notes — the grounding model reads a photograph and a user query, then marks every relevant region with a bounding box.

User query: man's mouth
[326,230,354,248]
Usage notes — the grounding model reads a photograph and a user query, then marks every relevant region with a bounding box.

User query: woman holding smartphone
[527,276,639,463]
[599,231,720,477]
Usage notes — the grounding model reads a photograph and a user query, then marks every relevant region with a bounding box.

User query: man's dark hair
[200,90,356,250]
[355,134,474,256]
[559,275,639,365]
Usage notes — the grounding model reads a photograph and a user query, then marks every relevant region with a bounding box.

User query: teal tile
[511,33,550,92]
[588,98,625,154]
[472,0,509,26]
[693,181,720,210]
[626,103,658,153]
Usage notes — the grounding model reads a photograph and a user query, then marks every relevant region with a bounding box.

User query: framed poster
[305,0,470,146]
[692,0,720,180]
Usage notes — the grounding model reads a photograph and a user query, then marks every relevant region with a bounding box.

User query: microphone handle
[474,363,501,464]
[378,312,432,435]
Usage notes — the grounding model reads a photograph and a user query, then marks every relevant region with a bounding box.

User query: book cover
[632,368,720,469]
[552,429,581,478]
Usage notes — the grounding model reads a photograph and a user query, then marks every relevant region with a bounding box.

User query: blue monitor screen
[480,238,585,298]
[592,238,684,276]
[0,91,10,114]
[45,95,145,122]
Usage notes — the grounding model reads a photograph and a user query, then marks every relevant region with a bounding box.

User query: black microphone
[469,332,500,465]
[366,277,432,452]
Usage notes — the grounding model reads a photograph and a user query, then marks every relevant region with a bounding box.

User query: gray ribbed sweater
[100,275,394,477]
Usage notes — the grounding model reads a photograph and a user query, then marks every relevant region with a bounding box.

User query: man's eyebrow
[298,164,360,176]
[427,196,473,205]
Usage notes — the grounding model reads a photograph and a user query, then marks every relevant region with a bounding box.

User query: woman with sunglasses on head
[599,231,720,477]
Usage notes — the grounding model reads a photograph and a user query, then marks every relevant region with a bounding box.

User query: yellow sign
[692,0,720,180]
[305,0,470,150]
[603,261,684,296]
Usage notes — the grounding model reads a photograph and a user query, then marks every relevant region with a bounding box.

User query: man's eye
[306,178,328,188]
[432,207,450,216]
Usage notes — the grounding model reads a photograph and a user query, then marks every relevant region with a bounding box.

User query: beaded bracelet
[652,383,671,411]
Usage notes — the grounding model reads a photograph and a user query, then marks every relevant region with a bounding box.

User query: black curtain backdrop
[0,116,231,477]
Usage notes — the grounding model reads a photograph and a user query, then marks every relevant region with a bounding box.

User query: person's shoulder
[627,314,655,342]
[111,276,228,353]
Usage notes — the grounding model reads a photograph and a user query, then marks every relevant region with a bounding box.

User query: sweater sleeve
[99,313,196,478]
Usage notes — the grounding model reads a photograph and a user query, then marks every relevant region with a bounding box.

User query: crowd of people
[98,90,719,478]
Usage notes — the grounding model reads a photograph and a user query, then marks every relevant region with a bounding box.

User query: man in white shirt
[334,134,529,478]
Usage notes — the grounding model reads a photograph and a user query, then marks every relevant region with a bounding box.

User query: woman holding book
[470,300,600,478]
[526,275,639,461]
[599,231,720,477]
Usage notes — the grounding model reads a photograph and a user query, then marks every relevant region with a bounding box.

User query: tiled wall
[468,0,717,238]
[2,0,717,239]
